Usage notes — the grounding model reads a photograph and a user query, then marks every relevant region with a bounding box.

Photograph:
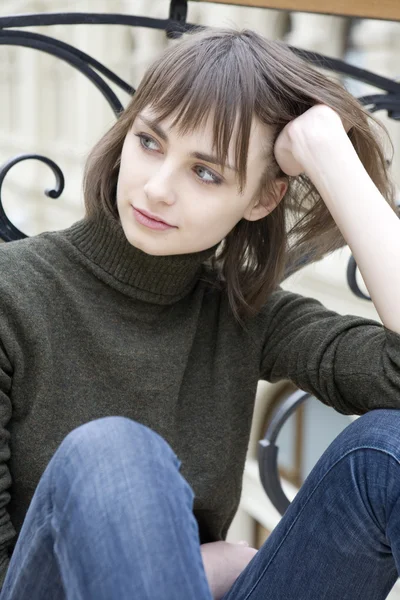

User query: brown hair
[83,26,396,325]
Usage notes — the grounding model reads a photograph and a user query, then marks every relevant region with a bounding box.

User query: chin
[123,231,171,256]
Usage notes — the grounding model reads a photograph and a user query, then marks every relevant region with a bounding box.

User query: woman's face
[116,106,286,256]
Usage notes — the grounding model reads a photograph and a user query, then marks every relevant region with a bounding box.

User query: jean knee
[336,408,400,460]
[46,418,187,526]
[56,416,180,473]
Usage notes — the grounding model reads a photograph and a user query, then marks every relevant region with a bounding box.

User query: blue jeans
[2,409,400,599]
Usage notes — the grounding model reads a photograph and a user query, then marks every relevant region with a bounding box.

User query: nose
[143,164,176,205]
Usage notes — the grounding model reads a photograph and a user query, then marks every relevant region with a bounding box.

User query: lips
[134,207,173,227]
[132,207,176,231]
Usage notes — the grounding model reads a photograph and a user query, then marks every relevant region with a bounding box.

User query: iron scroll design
[0,1,399,299]
[0,154,64,241]
[258,389,312,516]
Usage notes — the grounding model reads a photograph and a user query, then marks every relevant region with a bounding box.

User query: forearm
[302,132,400,334]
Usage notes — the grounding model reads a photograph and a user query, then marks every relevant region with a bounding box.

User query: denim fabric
[1,417,212,600]
[2,409,400,599]
[222,408,400,600]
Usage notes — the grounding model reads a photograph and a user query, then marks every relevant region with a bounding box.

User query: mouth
[132,206,177,231]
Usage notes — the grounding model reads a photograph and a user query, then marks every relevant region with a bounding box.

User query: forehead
[138,106,271,165]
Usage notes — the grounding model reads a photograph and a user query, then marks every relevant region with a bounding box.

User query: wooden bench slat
[199,0,400,22]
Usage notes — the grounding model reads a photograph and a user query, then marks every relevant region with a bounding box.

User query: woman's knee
[340,408,400,459]
[54,416,180,475]
[45,417,187,525]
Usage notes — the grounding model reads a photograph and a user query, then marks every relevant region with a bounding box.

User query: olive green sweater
[0,209,399,586]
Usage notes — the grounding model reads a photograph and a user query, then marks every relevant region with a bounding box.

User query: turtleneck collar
[61,209,219,305]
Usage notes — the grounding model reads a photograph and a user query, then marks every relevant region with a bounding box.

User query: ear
[244,178,288,222]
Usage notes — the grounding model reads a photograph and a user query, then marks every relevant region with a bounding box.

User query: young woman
[0,25,400,600]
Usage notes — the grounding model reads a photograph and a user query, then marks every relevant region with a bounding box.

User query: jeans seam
[243,445,400,600]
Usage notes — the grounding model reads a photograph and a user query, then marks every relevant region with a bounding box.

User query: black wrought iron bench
[1,0,399,518]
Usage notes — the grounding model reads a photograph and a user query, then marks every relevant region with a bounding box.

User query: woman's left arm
[275,104,400,334]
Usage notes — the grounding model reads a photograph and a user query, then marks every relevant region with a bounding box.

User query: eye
[194,165,222,186]
[134,133,160,152]
[135,132,222,186]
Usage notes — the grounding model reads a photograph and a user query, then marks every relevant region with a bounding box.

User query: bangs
[131,31,260,192]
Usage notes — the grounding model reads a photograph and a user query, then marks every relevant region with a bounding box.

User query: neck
[62,209,220,305]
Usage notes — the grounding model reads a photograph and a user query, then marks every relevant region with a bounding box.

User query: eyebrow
[137,114,238,173]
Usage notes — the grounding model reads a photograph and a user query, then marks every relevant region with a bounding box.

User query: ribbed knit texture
[0,209,399,587]
[63,211,219,303]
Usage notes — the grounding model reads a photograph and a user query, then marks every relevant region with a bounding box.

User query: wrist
[288,108,350,173]
[298,128,354,179]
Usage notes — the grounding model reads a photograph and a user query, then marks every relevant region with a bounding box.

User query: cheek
[117,147,145,194]
[189,197,242,231]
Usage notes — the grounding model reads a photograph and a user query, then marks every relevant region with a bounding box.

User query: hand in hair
[274,104,350,177]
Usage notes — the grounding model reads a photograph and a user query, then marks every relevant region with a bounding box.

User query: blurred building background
[1,1,400,595]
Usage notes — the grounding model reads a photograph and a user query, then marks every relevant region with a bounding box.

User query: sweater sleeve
[259,287,400,415]
[0,339,14,587]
